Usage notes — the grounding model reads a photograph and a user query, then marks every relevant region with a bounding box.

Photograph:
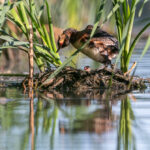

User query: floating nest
[23,66,146,93]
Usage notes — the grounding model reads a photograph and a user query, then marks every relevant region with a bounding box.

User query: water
[0,48,150,150]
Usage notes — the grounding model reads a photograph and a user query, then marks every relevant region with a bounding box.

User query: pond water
[0,48,150,150]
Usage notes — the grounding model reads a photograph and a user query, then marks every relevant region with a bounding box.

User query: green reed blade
[131,35,150,76]
[116,0,140,72]
[32,29,47,71]
[138,0,149,17]
[140,35,150,60]
[124,9,135,62]
[25,1,46,72]
[17,2,29,33]
[34,47,55,68]
[115,19,130,69]
[0,0,9,28]
[113,0,126,43]
[102,0,124,28]
[1,0,62,71]
[7,11,26,35]
[34,51,45,72]
[29,0,35,16]
[126,22,150,67]
[45,0,58,53]
[37,4,45,20]
[128,35,150,89]
[41,23,53,50]
[0,41,29,49]
[0,33,16,41]
[113,4,122,43]
[0,31,29,53]
[35,43,60,59]
[6,1,28,33]
[0,0,22,29]
[35,46,60,68]
[124,0,140,58]
[25,7,47,43]
[90,0,106,37]
[34,47,59,67]
[34,45,61,65]
[122,0,128,22]
[34,45,56,60]
[126,1,131,19]
[26,5,60,67]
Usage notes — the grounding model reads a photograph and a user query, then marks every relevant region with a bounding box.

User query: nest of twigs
[23,66,146,93]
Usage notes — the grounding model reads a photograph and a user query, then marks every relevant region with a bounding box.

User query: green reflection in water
[0,88,140,150]
[117,96,136,150]
[33,96,58,150]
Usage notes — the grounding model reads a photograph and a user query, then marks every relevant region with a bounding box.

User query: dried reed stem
[124,62,137,76]
[28,24,34,90]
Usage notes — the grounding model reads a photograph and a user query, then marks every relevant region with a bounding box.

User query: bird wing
[93,29,118,47]
[79,27,118,48]
[73,26,119,52]
[89,37,118,49]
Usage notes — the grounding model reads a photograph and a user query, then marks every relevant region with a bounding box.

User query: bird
[57,25,119,68]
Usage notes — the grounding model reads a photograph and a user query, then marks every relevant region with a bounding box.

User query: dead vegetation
[23,66,146,93]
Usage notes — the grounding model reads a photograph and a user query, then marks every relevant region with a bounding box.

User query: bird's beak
[57,35,65,52]
[57,42,63,52]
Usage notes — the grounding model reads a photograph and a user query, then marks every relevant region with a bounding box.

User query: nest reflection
[40,89,127,135]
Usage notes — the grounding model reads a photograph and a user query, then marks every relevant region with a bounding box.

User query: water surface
[0,48,150,150]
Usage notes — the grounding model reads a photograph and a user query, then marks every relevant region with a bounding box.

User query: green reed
[113,0,150,72]
[0,0,61,72]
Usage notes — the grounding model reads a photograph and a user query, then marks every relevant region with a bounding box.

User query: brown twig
[124,62,137,76]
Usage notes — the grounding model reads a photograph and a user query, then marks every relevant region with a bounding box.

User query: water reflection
[117,96,135,150]
[0,88,150,150]
[29,90,35,150]
[40,90,123,136]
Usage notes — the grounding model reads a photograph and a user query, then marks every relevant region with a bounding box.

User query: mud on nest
[24,66,146,92]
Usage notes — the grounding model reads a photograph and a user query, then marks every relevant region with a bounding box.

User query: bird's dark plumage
[57,25,119,66]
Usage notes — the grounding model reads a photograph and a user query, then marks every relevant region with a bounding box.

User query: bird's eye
[64,35,70,45]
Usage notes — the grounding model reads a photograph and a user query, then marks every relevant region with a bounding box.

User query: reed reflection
[40,89,124,135]
[39,90,137,150]
[0,87,140,150]
[29,89,35,150]
[34,95,58,149]
[117,95,136,150]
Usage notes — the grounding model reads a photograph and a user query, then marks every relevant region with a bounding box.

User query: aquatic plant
[113,0,150,72]
[0,0,61,72]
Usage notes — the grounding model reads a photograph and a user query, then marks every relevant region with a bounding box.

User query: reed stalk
[28,23,34,90]
[113,0,150,73]
[0,0,62,72]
